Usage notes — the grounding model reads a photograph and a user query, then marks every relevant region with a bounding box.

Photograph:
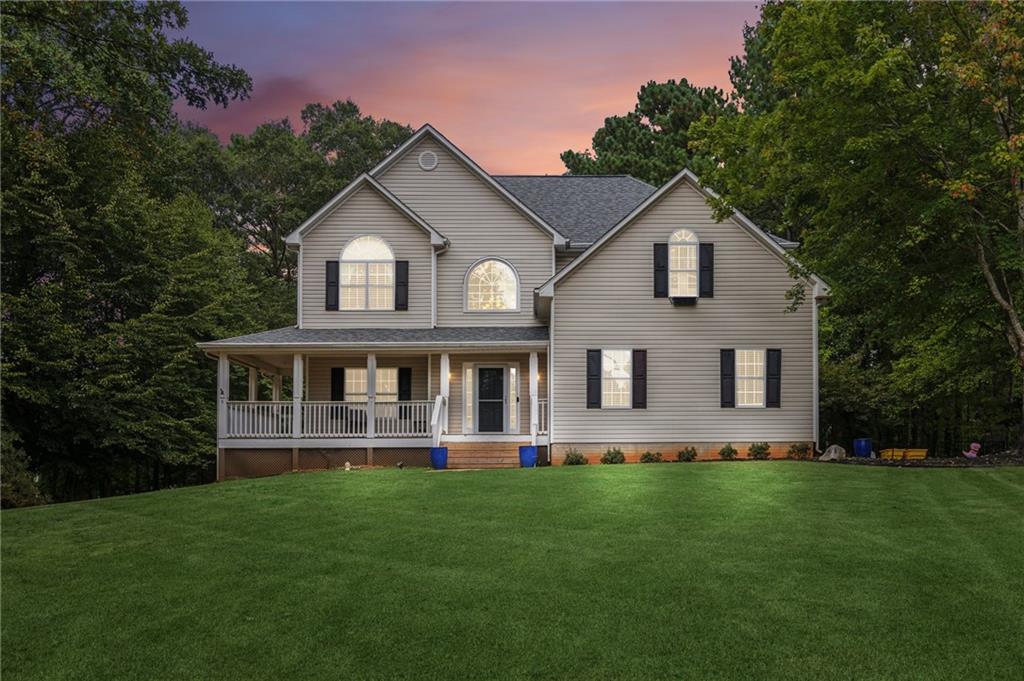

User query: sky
[178,1,760,174]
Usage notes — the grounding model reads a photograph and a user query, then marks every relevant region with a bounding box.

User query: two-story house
[199,125,828,478]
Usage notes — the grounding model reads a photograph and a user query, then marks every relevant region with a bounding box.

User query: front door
[477,367,505,433]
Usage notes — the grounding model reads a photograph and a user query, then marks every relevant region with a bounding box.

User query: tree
[0,1,278,499]
[301,99,413,183]
[220,101,413,279]
[561,79,734,185]
[223,120,333,279]
[690,0,1023,448]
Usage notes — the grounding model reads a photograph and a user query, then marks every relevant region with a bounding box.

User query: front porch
[207,342,549,476]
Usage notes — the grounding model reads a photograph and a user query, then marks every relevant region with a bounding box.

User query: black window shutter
[766,349,782,408]
[632,349,647,409]
[395,260,409,310]
[653,243,668,298]
[325,261,339,311]
[330,367,345,401]
[699,243,714,298]
[398,367,412,401]
[720,349,735,408]
[586,350,601,409]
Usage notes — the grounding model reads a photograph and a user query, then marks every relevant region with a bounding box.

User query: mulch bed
[826,451,1024,467]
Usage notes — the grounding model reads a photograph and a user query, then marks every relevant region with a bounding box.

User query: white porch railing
[538,398,549,435]
[301,401,369,438]
[223,400,434,439]
[375,400,433,437]
[226,401,293,438]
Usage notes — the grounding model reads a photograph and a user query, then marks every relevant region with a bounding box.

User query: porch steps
[444,442,530,469]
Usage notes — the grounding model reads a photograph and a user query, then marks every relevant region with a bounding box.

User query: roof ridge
[494,174,636,178]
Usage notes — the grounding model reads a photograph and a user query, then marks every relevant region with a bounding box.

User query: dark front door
[477,367,504,433]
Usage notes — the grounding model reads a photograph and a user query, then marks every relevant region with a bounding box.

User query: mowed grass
[3,463,1024,681]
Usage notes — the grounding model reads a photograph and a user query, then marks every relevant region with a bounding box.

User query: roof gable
[284,174,446,247]
[538,168,828,295]
[369,125,566,246]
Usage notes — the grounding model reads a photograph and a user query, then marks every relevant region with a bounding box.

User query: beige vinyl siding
[428,352,547,434]
[300,185,432,329]
[551,179,814,442]
[377,138,552,326]
[307,355,428,401]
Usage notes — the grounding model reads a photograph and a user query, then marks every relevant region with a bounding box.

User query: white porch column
[292,353,304,438]
[366,353,376,439]
[439,353,450,434]
[217,354,230,440]
[248,368,258,401]
[529,351,539,446]
[272,374,282,402]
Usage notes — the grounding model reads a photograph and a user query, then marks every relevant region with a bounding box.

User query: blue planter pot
[519,445,538,468]
[430,447,448,470]
[853,438,872,458]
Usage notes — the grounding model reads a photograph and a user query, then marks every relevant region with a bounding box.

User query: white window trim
[339,235,395,312]
[669,229,699,298]
[735,348,766,409]
[600,348,632,410]
[463,257,521,313]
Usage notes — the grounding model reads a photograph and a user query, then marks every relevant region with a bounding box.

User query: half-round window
[340,236,394,310]
[669,229,698,297]
[466,259,519,311]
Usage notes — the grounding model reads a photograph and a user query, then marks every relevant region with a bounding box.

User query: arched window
[669,229,698,297]
[340,236,394,310]
[466,258,519,311]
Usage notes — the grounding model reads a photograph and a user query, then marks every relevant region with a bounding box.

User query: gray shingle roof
[493,175,656,245]
[200,326,549,348]
[494,174,801,251]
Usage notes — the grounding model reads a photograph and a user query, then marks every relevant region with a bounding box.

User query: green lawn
[3,463,1023,680]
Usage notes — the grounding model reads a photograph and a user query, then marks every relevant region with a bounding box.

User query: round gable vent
[418,150,438,171]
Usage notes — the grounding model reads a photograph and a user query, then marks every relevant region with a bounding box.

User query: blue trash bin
[519,445,538,468]
[430,447,448,470]
[853,438,872,458]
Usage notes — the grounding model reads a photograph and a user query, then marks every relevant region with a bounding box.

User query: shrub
[748,442,772,460]
[1,437,48,508]
[677,447,698,462]
[639,451,663,463]
[787,442,812,460]
[562,448,588,465]
[719,443,738,460]
[600,447,626,464]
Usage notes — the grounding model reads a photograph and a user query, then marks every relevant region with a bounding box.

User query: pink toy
[963,442,980,458]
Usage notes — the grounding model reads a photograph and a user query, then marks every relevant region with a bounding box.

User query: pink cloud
[179,2,759,174]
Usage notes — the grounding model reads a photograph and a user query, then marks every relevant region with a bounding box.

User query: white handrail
[431,395,447,447]
[538,398,549,435]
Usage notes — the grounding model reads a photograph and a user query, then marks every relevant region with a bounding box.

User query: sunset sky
[179,1,759,174]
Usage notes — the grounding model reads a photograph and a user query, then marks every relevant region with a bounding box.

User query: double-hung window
[340,236,394,311]
[736,349,765,407]
[601,350,632,408]
[344,367,398,402]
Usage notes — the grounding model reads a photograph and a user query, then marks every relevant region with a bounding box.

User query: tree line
[2,1,1020,505]
[1,2,411,504]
